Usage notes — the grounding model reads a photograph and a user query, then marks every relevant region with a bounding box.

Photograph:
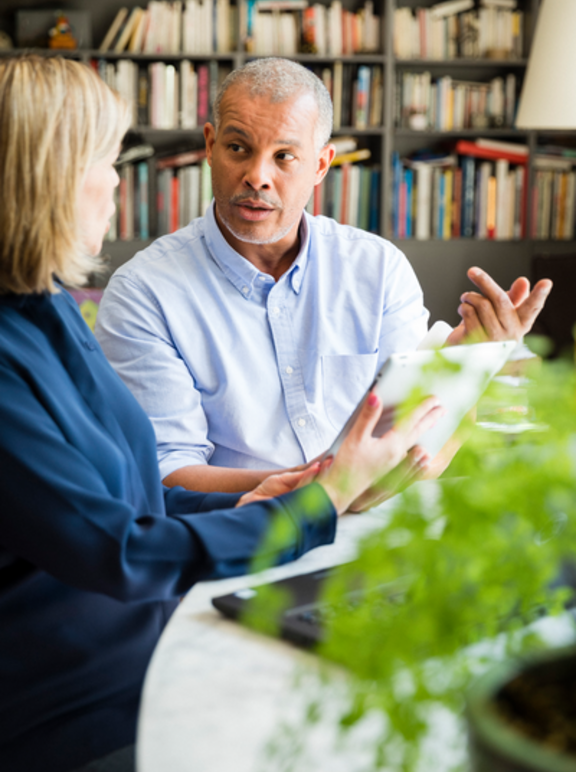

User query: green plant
[251,346,576,771]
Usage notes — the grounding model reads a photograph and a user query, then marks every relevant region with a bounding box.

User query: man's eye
[229,144,245,153]
[277,152,295,161]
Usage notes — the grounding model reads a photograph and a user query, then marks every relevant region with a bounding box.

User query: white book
[332,60,343,130]
[114,7,142,52]
[170,1,183,53]
[99,7,128,52]
[313,3,327,55]
[216,0,231,52]
[144,1,162,53]
[180,61,197,128]
[189,165,201,221]
[164,64,177,129]
[477,161,491,239]
[414,163,432,240]
[149,62,166,127]
[347,164,361,228]
[328,0,342,56]
[481,0,516,9]
[430,0,473,21]
[129,9,149,52]
[495,158,509,239]
[475,138,528,156]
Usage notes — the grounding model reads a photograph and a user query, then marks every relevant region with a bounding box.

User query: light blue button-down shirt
[95,203,429,478]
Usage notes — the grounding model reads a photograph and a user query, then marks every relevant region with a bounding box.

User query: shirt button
[241,286,249,295]
[285,366,293,375]
[298,418,306,427]
[271,306,280,316]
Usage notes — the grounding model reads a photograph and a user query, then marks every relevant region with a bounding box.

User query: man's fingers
[467,267,511,309]
[516,279,553,330]
[508,276,531,307]
[457,300,489,341]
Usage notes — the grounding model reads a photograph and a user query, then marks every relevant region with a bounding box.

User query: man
[95,58,551,495]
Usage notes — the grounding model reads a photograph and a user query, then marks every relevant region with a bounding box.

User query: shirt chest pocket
[321,353,379,432]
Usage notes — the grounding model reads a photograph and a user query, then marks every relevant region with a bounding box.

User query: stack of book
[98,1,236,55]
[244,0,380,55]
[531,149,576,241]
[396,71,517,131]
[307,63,382,131]
[105,145,212,242]
[306,137,380,232]
[92,59,231,129]
[392,138,529,241]
[394,0,523,61]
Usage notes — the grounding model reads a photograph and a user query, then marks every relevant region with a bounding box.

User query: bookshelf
[0,0,573,324]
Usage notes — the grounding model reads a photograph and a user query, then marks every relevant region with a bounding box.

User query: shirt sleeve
[378,242,430,364]
[0,360,336,604]
[95,273,214,479]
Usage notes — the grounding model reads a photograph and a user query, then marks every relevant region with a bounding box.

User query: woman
[0,56,441,772]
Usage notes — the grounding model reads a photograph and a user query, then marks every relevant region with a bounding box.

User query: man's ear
[204,123,216,166]
[315,143,336,185]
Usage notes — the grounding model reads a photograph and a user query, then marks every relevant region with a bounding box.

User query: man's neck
[214,209,302,282]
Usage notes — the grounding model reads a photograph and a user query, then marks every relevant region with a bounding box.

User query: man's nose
[242,154,272,190]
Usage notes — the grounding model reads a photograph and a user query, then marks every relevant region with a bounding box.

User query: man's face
[204,85,333,256]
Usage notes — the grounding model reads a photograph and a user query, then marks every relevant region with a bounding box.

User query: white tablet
[326,340,517,460]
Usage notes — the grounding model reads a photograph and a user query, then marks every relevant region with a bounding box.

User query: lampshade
[515,0,576,129]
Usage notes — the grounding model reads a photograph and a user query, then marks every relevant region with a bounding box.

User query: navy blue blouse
[0,288,336,772]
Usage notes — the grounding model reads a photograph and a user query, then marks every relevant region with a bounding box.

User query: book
[114,7,143,53]
[331,148,371,167]
[455,139,527,165]
[129,9,149,53]
[430,0,474,20]
[475,138,528,156]
[156,148,207,170]
[99,8,128,52]
[137,161,149,240]
[414,163,432,240]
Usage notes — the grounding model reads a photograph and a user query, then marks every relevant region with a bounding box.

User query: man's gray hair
[212,58,333,153]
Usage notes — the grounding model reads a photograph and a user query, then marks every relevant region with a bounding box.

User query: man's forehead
[219,84,317,118]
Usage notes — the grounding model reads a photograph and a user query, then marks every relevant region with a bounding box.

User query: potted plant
[249,346,576,771]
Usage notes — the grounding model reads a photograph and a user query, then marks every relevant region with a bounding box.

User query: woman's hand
[235,463,322,507]
[318,392,444,516]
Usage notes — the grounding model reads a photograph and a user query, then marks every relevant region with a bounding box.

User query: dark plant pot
[467,645,576,772]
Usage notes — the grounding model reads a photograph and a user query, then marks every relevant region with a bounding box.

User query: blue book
[368,167,381,233]
[438,172,445,238]
[137,162,149,240]
[404,167,413,238]
[461,156,476,238]
[392,151,402,238]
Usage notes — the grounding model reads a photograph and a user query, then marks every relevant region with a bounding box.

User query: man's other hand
[446,267,552,346]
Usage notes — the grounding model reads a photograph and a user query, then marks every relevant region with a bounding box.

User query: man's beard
[216,190,297,245]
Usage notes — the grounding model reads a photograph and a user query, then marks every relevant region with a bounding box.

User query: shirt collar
[203,201,310,298]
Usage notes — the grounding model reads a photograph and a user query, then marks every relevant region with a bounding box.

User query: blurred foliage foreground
[246,344,576,772]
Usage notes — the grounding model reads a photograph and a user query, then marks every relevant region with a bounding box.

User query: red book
[452,167,462,238]
[156,149,207,170]
[455,140,527,166]
[399,180,406,239]
[197,65,209,126]
[170,175,179,233]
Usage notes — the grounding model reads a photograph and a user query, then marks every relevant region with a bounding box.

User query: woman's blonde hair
[0,55,131,294]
